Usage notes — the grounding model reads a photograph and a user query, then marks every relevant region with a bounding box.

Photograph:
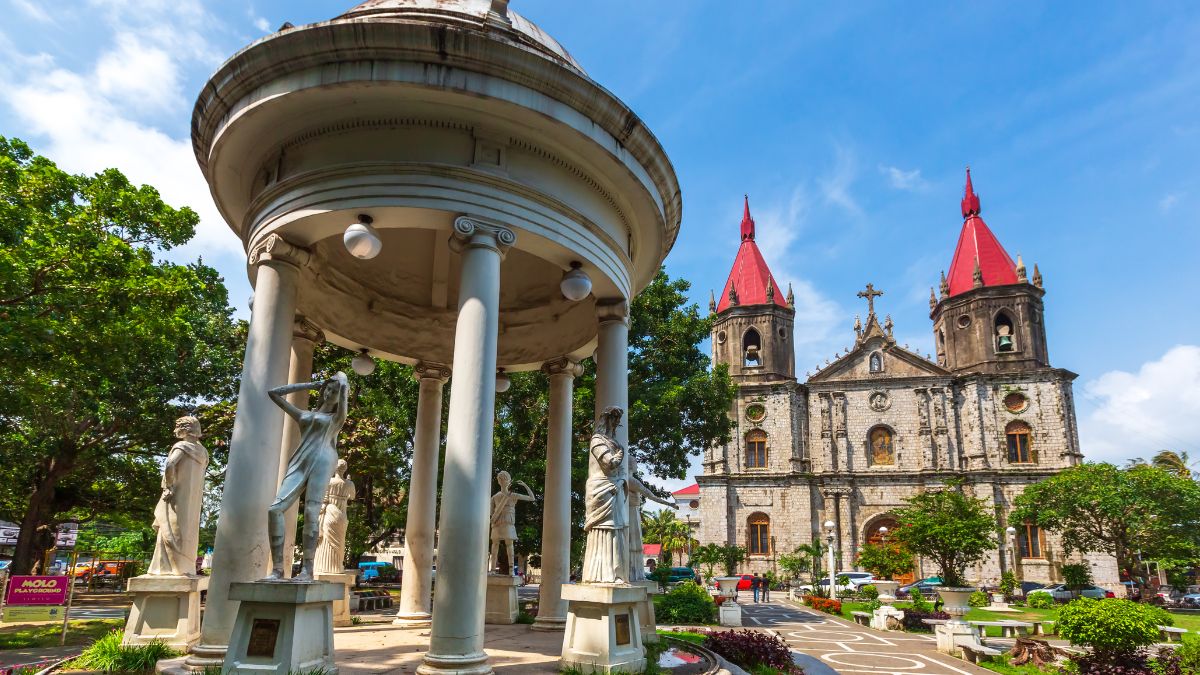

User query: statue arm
[333,376,349,427]
[515,481,536,501]
[268,381,318,420]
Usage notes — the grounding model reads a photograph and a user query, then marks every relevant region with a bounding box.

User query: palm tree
[1151,450,1193,479]
[642,509,691,567]
[795,540,827,585]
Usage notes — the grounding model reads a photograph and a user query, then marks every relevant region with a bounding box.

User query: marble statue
[626,471,678,582]
[314,459,356,576]
[263,372,349,581]
[489,471,535,575]
[582,406,629,584]
[148,416,209,576]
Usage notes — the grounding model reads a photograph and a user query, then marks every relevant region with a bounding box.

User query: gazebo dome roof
[338,0,584,74]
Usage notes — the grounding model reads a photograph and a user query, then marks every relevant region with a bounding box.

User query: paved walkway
[738,599,995,675]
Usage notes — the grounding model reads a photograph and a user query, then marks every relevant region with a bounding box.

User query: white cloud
[0,3,242,258]
[879,164,926,190]
[254,17,271,32]
[10,0,51,22]
[1159,193,1181,212]
[1079,345,1200,464]
[818,143,862,216]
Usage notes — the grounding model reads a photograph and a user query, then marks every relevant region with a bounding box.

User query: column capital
[413,361,451,383]
[293,316,325,345]
[595,298,629,326]
[449,216,516,257]
[249,233,311,270]
[542,357,583,378]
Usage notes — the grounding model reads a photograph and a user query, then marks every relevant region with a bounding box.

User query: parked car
[666,567,696,584]
[358,561,398,583]
[72,561,131,579]
[898,577,943,599]
[797,572,876,594]
[1028,584,1114,600]
[1179,593,1200,608]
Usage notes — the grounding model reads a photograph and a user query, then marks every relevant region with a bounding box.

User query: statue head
[496,470,511,489]
[174,416,202,440]
[336,458,348,476]
[318,372,349,412]
[597,406,623,435]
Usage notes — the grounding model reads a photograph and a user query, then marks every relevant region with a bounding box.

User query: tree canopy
[1010,463,1200,587]
[0,137,242,573]
[890,481,997,588]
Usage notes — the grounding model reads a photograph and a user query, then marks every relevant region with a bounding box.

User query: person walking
[752,574,761,603]
[762,574,771,602]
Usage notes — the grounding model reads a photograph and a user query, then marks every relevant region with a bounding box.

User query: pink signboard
[4,576,69,606]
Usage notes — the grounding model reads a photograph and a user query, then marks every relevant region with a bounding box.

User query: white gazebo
[185,1,680,673]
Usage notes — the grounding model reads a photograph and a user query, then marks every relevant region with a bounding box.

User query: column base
[530,615,566,632]
[416,651,494,675]
[560,584,647,674]
[393,611,433,628]
[314,572,356,627]
[224,581,340,675]
[485,574,519,625]
[183,641,228,670]
[124,575,207,652]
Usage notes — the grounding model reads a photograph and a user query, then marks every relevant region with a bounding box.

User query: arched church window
[869,352,883,373]
[868,426,895,466]
[1017,521,1044,558]
[743,328,762,366]
[1006,421,1034,463]
[995,312,1016,353]
[748,513,770,555]
[745,429,768,469]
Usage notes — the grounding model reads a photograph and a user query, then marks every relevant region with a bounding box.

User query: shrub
[969,590,989,607]
[703,630,802,674]
[1057,598,1171,660]
[70,630,179,672]
[802,595,841,614]
[656,581,717,625]
[900,609,949,632]
[1062,562,1093,596]
[1027,592,1055,609]
[909,591,933,612]
[859,584,879,601]
[999,571,1018,600]
[515,611,535,625]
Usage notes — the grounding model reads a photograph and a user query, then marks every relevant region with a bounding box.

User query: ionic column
[395,362,451,628]
[277,317,324,576]
[594,300,630,456]
[532,357,582,632]
[187,235,309,668]
[419,217,514,675]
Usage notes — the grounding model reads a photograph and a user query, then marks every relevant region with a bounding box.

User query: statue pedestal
[314,572,356,627]
[485,574,519,624]
[718,601,742,627]
[123,575,207,651]
[631,580,659,644]
[561,584,646,674]
[223,581,340,675]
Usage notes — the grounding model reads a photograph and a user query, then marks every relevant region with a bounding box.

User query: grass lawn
[0,619,124,650]
[658,630,706,644]
[977,655,1053,675]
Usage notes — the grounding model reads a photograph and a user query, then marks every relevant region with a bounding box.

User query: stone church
[696,170,1117,587]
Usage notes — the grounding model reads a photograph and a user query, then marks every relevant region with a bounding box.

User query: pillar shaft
[594,301,630,459]
[395,363,449,628]
[419,217,513,675]
[188,235,308,668]
[533,358,580,632]
[278,318,324,577]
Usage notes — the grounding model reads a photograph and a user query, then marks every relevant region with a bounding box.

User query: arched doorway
[864,517,916,585]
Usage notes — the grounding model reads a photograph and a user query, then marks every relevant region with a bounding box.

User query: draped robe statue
[263,372,349,582]
[582,407,629,584]
[148,416,209,576]
[488,471,535,574]
[314,459,355,576]
[625,471,678,581]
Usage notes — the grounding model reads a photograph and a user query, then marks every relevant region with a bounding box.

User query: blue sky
[2,0,1198,485]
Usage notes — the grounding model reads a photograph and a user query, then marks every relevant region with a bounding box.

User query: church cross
[857,283,884,316]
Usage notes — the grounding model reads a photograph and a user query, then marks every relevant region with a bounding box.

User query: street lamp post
[686,514,693,565]
[824,520,836,598]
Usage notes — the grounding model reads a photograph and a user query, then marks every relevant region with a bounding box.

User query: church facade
[697,171,1117,588]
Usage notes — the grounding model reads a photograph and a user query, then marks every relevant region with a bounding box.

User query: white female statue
[625,470,678,582]
[148,416,209,576]
[314,459,356,576]
[263,372,349,582]
[488,471,536,575]
[582,406,629,583]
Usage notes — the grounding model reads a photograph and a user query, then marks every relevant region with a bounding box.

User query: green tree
[720,544,747,576]
[1010,463,1200,591]
[891,481,997,587]
[795,540,827,585]
[642,509,691,567]
[855,541,915,581]
[692,543,724,581]
[0,137,241,574]
[777,548,807,584]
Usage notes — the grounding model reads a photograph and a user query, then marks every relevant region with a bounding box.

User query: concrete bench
[1161,626,1188,642]
[1030,620,1055,636]
[960,642,1002,664]
[850,611,872,626]
[969,620,1034,638]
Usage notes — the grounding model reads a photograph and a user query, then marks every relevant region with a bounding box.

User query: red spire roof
[717,196,788,313]
[946,169,1018,296]
[672,484,699,496]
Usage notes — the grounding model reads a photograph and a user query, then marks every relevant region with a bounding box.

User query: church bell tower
[710,197,795,383]
[930,169,1050,375]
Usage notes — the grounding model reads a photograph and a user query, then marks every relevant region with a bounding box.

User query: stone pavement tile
[333,622,559,674]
